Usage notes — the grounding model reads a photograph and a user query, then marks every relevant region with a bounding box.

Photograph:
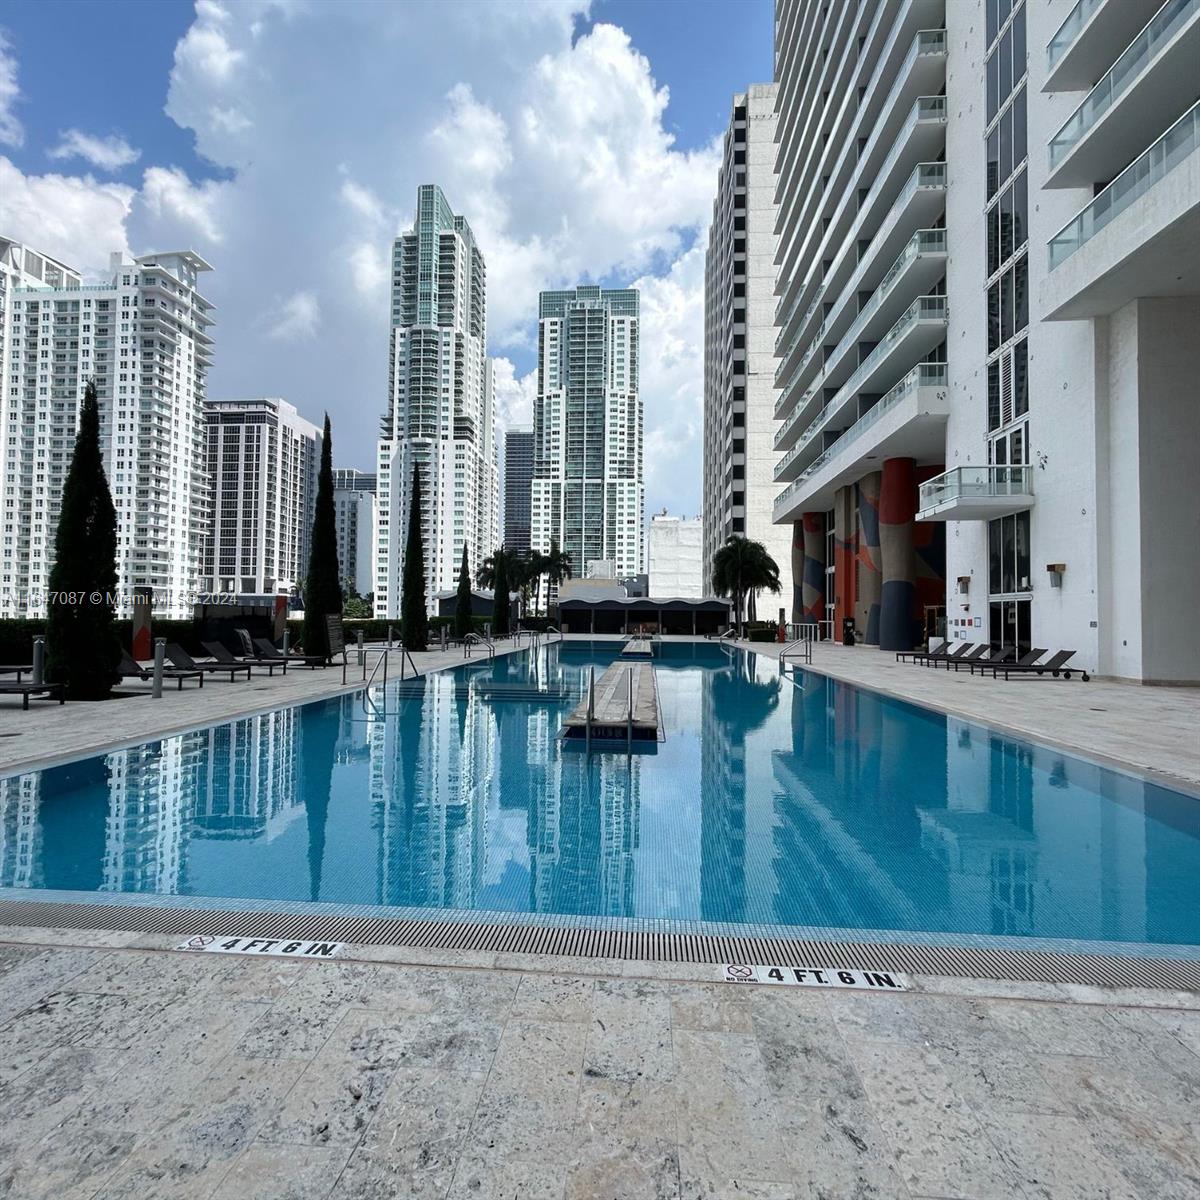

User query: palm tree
[711,535,781,636]
[478,547,526,634]
[541,538,572,613]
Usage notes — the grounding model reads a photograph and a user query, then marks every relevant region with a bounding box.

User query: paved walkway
[0,640,528,775]
[741,638,1200,786]
[0,930,1197,1200]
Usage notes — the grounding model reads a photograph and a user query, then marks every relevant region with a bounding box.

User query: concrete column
[833,486,857,633]
[790,521,804,624]
[879,458,916,652]
[801,512,826,631]
[856,472,882,644]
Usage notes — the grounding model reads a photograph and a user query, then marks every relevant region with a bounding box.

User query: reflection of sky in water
[1,643,1197,949]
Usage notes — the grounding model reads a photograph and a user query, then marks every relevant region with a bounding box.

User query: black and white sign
[722,964,908,990]
[176,934,345,959]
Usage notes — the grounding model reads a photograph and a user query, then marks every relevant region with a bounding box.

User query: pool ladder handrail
[543,623,562,643]
[780,629,816,667]
[463,632,495,659]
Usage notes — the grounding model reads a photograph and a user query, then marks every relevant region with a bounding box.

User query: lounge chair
[895,641,958,664]
[165,643,252,682]
[0,681,64,709]
[119,649,204,690]
[951,645,1014,672]
[0,664,32,682]
[990,649,1088,681]
[971,646,1048,676]
[936,644,990,670]
[201,640,285,677]
[251,636,327,669]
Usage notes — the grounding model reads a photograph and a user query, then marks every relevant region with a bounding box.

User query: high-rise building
[531,285,643,581]
[770,0,1200,682]
[648,512,703,598]
[0,240,214,618]
[202,397,320,599]
[333,469,376,597]
[375,185,497,617]
[702,86,793,611]
[503,427,534,554]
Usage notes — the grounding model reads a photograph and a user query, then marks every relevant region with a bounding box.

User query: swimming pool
[2,641,1197,956]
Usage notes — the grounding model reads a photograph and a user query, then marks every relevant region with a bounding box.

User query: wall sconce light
[1047,563,1066,588]
[956,575,970,595]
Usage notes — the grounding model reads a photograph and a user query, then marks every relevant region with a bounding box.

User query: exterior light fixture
[1047,563,1066,588]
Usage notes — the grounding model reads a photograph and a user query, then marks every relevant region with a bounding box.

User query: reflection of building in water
[371,670,494,909]
[698,654,782,925]
[102,737,206,894]
[192,709,305,840]
[0,773,40,888]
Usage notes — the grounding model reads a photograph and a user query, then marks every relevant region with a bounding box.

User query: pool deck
[0,927,1197,1200]
[0,634,1197,1197]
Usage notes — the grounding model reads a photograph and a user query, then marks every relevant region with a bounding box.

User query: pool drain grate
[0,898,1197,991]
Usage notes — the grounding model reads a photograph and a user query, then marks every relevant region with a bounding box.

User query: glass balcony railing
[1049,0,1199,169]
[1048,0,1105,68]
[775,228,947,389]
[774,364,948,516]
[1049,97,1200,267]
[918,465,1033,512]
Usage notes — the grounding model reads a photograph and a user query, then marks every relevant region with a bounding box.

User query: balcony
[774,227,948,433]
[1046,0,1200,189]
[1045,0,1167,92]
[773,363,949,522]
[775,165,947,416]
[916,466,1034,522]
[1043,98,1200,318]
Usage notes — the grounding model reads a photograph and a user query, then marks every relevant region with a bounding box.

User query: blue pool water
[2,642,1197,953]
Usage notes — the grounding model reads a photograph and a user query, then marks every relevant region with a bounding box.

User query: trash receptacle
[842,617,856,647]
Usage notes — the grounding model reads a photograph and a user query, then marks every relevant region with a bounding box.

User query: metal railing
[917,465,1034,511]
[780,624,817,667]
[1048,0,1104,68]
[463,632,495,659]
[1049,97,1200,268]
[1049,0,1199,169]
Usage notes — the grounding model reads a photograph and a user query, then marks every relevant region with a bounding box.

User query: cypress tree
[46,380,120,700]
[302,414,342,660]
[491,552,510,637]
[402,463,428,651]
[454,542,473,640]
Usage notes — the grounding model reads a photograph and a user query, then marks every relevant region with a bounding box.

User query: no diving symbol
[724,964,755,983]
[183,935,215,951]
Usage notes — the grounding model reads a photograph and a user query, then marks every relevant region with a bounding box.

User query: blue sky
[0,0,773,515]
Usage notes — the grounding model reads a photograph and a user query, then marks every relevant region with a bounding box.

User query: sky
[0,0,773,519]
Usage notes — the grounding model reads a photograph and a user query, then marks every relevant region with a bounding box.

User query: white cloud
[0,29,23,148]
[634,243,707,515]
[0,0,713,513]
[139,165,228,244]
[491,356,537,430]
[0,157,133,275]
[48,129,141,171]
[266,290,319,341]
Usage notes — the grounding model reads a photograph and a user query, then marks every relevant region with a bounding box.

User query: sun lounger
[0,681,65,709]
[0,664,32,682]
[119,649,203,690]
[971,646,1048,676]
[936,644,990,670]
[952,645,1014,672]
[990,649,1088,681]
[895,641,961,664]
[165,643,251,682]
[251,636,326,669]
[201,640,285,676]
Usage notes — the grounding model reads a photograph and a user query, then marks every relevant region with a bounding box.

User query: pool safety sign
[722,964,908,991]
[176,934,345,959]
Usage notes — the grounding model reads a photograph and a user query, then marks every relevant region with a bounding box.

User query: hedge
[0,618,204,663]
